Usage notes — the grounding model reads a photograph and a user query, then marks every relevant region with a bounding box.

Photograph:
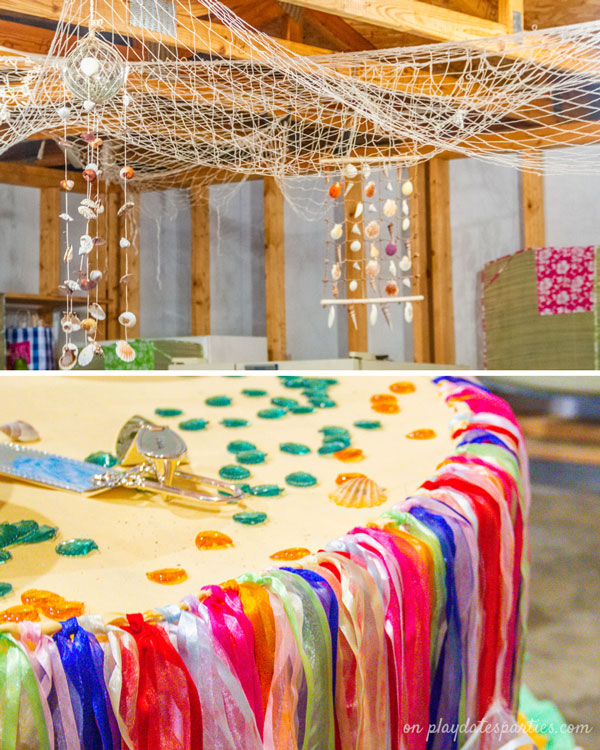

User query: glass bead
[0,550,11,564]
[85,450,118,467]
[236,450,266,465]
[16,525,57,545]
[0,604,39,622]
[280,442,311,455]
[38,600,85,620]
[56,538,98,556]
[354,420,382,430]
[179,418,208,431]
[270,547,310,561]
[371,402,401,414]
[11,520,38,542]
[0,582,12,598]
[319,426,349,438]
[322,434,351,447]
[285,471,317,487]
[318,440,349,455]
[155,408,183,417]
[249,484,284,497]
[242,389,268,397]
[21,589,61,606]
[289,405,315,415]
[257,408,286,419]
[146,568,188,584]
[389,381,416,394]
[0,523,17,548]
[227,440,257,454]
[335,472,366,484]
[334,448,365,462]
[195,530,233,550]
[309,397,337,408]
[220,418,250,428]
[370,393,398,403]
[279,376,307,388]
[406,429,437,440]
[205,396,232,407]
[271,397,298,408]
[219,464,251,480]
[233,511,268,525]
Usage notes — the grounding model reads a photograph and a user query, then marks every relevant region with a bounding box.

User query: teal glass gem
[271,397,299,409]
[280,442,311,455]
[179,418,209,431]
[85,451,118,468]
[279,376,307,389]
[155,408,183,417]
[56,538,98,557]
[236,450,267,465]
[249,484,284,497]
[14,523,57,546]
[219,464,251,480]
[354,420,382,430]
[310,397,337,408]
[322,434,351,447]
[320,426,350,437]
[0,550,11,564]
[233,511,268,526]
[0,524,18,548]
[289,405,315,415]
[285,471,317,488]
[242,388,268,397]
[220,418,250,428]
[227,440,257,454]
[0,582,13,598]
[257,408,286,419]
[205,396,232,407]
[318,439,350,455]
[12,520,38,541]
[219,482,251,496]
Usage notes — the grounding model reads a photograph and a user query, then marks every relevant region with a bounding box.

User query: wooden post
[264,177,287,361]
[106,189,121,340]
[427,157,455,365]
[39,187,60,296]
[409,163,433,363]
[190,185,211,335]
[497,0,523,31]
[118,190,140,339]
[344,176,368,353]
[521,152,546,248]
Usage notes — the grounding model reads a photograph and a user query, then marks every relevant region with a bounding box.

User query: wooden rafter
[304,9,375,51]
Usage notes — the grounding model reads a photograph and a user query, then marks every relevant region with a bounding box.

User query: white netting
[2,0,600,194]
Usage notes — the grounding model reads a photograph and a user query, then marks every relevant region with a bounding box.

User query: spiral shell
[0,420,39,443]
[329,475,387,508]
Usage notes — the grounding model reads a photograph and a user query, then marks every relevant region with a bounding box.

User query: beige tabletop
[0,375,457,617]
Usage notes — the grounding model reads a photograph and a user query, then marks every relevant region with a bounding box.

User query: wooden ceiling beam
[304,9,376,50]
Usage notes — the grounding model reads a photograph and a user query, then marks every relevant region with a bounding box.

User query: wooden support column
[118,190,140,339]
[106,189,121,340]
[38,187,60,326]
[190,185,211,335]
[344,176,368,353]
[497,0,523,31]
[427,157,455,365]
[409,163,433,363]
[521,152,546,248]
[264,177,287,361]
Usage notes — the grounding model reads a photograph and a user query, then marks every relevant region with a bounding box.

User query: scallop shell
[78,206,97,220]
[78,343,95,367]
[402,180,414,196]
[81,317,97,332]
[383,199,397,218]
[364,220,380,240]
[61,313,81,333]
[404,302,414,323]
[349,279,358,292]
[0,420,39,443]
[116,340,136,363]
[350,240,361,253]
[344,164,358,179]
[329,476,387,508]
[366,259,380,278]
[369,304,378,326]
[58,344,78,370]
[327,306,336,328]
[399,255,411,272]
[365,181,375,198]
[353,202,363,219]
[331,264,341,281]
[89,269,103,282]
[119,311,137,328]
[330,223,343,240]
[89,302,106,321]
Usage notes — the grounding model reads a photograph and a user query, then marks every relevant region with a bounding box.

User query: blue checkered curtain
[5,325,55,370]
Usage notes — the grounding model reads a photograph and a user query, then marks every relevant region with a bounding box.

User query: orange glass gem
[389,381,416,394]
[21,589,62,606]
[372,402,400,414]
[334,448,365,462]
[0,604,40,622]
[406,428,437,440]
[328,181,342,199]
[146,568,189,585]
[270,547,310,561]
[370,393,398,403]
[38,600,85,620]
[195,530,233,550]
[335,472,366,484]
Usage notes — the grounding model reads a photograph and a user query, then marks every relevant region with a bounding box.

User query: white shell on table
[0,420,40,443]
[365,220,380,240]
[78,343,96,367]
[349,279,358,292]
[344,164,358,179]
[383,199,397,218]
[402,180,414,196]
[81,198,96,208]
[327,305,336,328]
[369,304,378,326]
[119,311,137,328]
[399,255,411,272]
[350,239,361,253]
[330,223,343,240]
[353,202,363,219]
[404,302,414,323]
[89,302,106,321]
[329,475,387,508]
[331,263,341,281]
[116,340,136,363]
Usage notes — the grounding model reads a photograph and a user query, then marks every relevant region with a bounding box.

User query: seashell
[403,278,411,288]
[119,237,131,249]
[362,164,372,178]
[90,269,103,282]
[352,262,361,270]
[368,204,377,213]
[329,475,387,508]
[353,202,363,219]
[81,317,97,332]
[402,218,410,232]
[402,199,409,216]
[78,343,96,367]
[364,181,375,198]
[399,255,411,272]
[349,279,358,292]
[86,162,99,173]
[93,342,104,357]
[349,304,358,331]
[383,199,397,218]
[89,302,106,320]
[0,420,39,443]
[79,234,94,255]
[327,305,336,328]
[60,179,74,191]
[123,93,131,107]
[369,304,378,326]
[351,223,361,235]
[120,165,134,180]
[402,180,414,196]
[350,240,361,253]
[116,340,136,363]
[344,181,354,198]
[96,202,104,215]
[365,220,380,240]
[389,260,397,276]
[404,302,414,323]
[369,243,379,259]
[385,241,397,257]
[385,280,399,296]
[61,312,81,333]
[57,105,71,120]
[330,223,343,240]
[81,198,96,208]
[58,343,78,370]
[117,201,135,217]
[82,168,96,183]
[63,245,73,263]
[82,100,95,112]
[60,213,73,222]
[119,311,137,328]
[63,279,80,293]
[91,137,103,148]
[92,236,105,246]
[328,181,342,199]
[344,164,358,179]
[78,205,97,220]
[79,277,97,292]
[80,131,97,143]
[331,263,341,281]
[386,181,393,192]
[366,259,379,278]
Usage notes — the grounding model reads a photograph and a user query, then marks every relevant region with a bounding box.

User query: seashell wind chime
[56,29,137,369]
[322,163,424,332]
